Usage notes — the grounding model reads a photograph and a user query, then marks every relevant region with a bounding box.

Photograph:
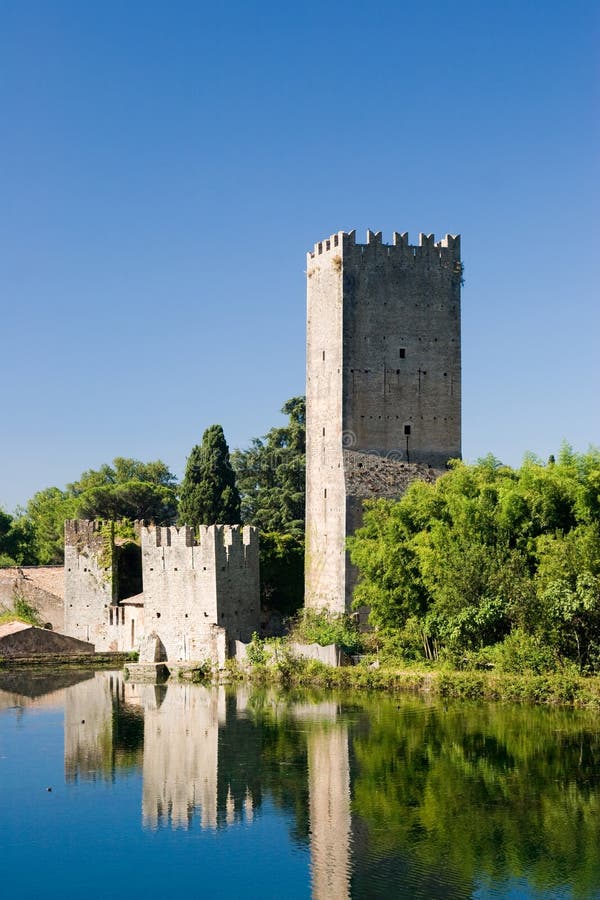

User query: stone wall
[0,621,94,659]
[64,520,115,645]
[63,520,260,664]
[141,524,260,666]
[305,229,461,613]
[0,566,64,630]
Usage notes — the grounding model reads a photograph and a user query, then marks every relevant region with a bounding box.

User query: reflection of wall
[64,672,142,781]
[0,670,93,711]
[306,710,351,900]
[142,684,225,830]
[215,691,262,826]
[64,672,117,781]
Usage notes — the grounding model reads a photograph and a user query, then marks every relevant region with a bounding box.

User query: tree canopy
[0,508,37,567]
[23,457,177,564]
[178,425,241,526]
[348,447,600,672]
[232,396,305,537]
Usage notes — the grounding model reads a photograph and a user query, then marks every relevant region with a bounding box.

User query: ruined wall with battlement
[141,524,260,666]
[63,520,259,662]
[306,229,461,613]
[64,520,116,646]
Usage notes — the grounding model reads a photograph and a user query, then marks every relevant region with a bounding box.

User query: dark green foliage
[0,508,37,566]
[259,532,304,616]
[179,425,241,526]
[76,482,176,521]
[290,609,363,656]
[69,457,177,521]
[24,457,177,564]
[232,397,305,537]
[349,447,600,672]
[26,487,78,564]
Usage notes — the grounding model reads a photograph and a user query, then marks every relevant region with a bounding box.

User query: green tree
[0,508,37,566]
[68,456,177,521]
[232,396,305,537]
[27,488,77,564]
[259,532,304,616]
[179,425,241,526]
[348,449,600,670]
[26,457,177,564]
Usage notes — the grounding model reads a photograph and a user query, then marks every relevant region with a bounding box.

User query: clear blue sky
[1,0,598,511]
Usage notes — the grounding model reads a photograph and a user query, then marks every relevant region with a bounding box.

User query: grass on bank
[227,652,600,708]
[0,594,42,627]
[229,614,600,708]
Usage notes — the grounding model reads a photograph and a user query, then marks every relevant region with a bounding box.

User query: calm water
[1,671,599,899]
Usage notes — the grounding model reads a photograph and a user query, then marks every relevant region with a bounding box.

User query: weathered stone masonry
[64,519,260,665]
[305,229,462,613]
[141,524,259,667]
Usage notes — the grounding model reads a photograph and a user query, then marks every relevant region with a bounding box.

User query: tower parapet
[308,229,460,262]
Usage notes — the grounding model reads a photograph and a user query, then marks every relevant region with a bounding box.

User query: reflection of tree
[350,698,600,899]
[56,675,600,899]
[243,689,311,845]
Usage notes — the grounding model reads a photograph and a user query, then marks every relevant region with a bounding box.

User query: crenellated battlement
[65,519,111,546]
[64,519,260,662]
[65,518,141,547]
[308,228,460,262]
[140,523,258,561]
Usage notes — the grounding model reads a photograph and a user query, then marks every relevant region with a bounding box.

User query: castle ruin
[64,520,260,667]
[54,228,462,659]
[305,229,461,613]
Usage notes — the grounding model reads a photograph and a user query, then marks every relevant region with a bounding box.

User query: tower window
[322,350,325,361]
[404,425,411,436]
[322,427,325,436]
[399,348,406,358]
[324,488,327,498]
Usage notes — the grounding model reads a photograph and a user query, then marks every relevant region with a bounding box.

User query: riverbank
[228,659,600,708]
[0,652,135,670]
[3,652,600,709]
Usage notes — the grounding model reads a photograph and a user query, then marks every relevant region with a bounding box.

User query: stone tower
[305,229,461,613]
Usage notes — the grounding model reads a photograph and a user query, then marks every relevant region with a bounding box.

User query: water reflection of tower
[141,684,261,831]
[296,702,352,900]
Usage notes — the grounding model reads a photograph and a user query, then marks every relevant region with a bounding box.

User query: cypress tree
[179,425,241,526]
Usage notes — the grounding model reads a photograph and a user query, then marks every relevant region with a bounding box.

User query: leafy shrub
[290,609,363,656]
[246,632,269,666]
[490,628,557,674]
[13,594,42,626]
